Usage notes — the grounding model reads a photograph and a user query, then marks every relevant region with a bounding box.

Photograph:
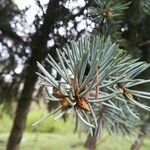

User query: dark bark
[6,54,42,150]
[6,0,92,149]
[131,126,147,150]
[6,1,60,150]
[84,135,97,150]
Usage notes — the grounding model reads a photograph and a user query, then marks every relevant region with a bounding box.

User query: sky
[12,0,95,47]
[13,0,86,9]
[12,0,93,38]
[2,0,95,82]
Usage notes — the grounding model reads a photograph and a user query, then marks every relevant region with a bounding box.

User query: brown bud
[77,97,90,112]
[117,83,133,101]
[107,11,112,17]
[101,11,107,17]
[101,10,112,17]
[53,89,68,99]
[60,98,71,109]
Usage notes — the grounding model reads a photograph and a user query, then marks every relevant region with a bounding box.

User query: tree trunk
[84,135,97,150]
[6,54,42,150]
[131,126,146,150]
[6,1,59,149]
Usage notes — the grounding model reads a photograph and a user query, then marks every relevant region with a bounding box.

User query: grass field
[0,103,150,150]
[0,133,150,150]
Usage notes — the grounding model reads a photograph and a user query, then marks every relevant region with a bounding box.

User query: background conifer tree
[37,0,150,150]
[0,0,150,150]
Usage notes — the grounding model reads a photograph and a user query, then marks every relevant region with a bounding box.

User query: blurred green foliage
[26,110,74,133]
[0,113,12,133]
[0,108,74,133]
[0,106,150,150]
[0,133,150,150]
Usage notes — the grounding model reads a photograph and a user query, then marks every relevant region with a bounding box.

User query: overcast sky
[2,0,94,82]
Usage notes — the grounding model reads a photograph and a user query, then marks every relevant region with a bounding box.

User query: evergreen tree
[0,0,150,150]
[36,0,150,150]
[0,0,92,150]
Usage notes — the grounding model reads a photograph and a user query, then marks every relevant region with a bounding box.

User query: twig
[95,67,99,99]
[138,40,150,47]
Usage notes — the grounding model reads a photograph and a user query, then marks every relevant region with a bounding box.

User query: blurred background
[0,0,150,150]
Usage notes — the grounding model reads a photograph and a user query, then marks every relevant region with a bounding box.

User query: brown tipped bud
[101,11,107,17]
[77,97,90,112]
[53,89,68,99]
[117,83,133,101]
[60,98,71,109]
[107,12,112,17]
[101,10,112,17]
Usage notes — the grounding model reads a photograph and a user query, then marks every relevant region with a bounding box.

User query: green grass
[0,113,12,133]
[26,110,74,133]
[0,133,150,150]
[0,103,150,150]
[0,108,74,134]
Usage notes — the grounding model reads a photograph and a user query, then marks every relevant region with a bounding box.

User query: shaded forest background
[0,0,150,150]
